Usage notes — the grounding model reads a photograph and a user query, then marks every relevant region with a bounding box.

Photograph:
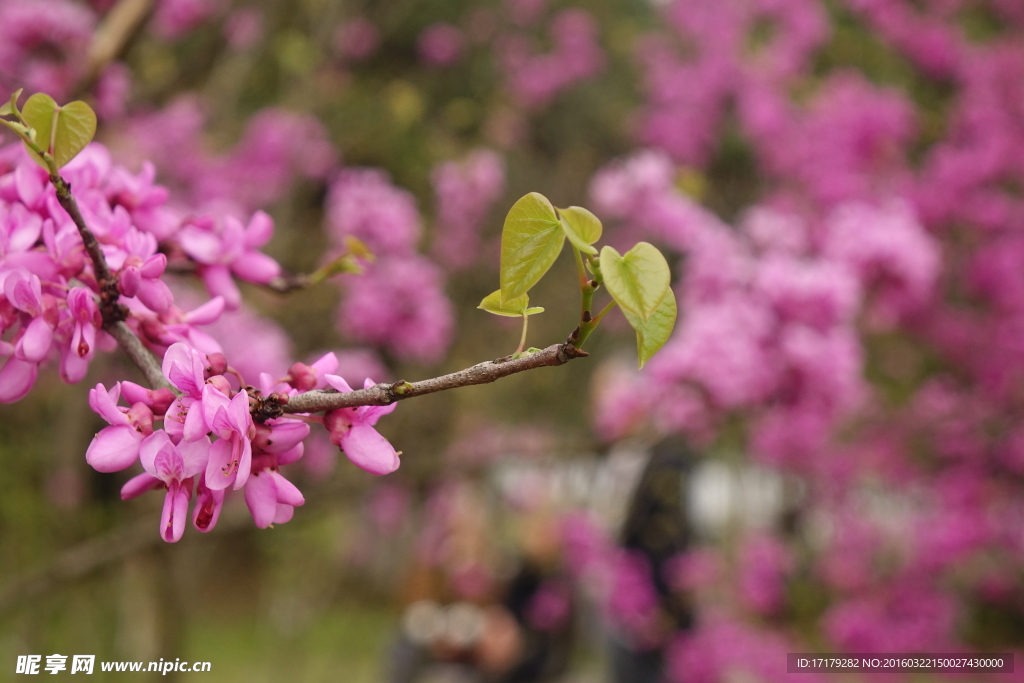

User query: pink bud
[126,402,155,435]
[119,266,142,297]
[288,362,317,391]
[207,374,232,396]
[323,409,352,447]
[150,388,176,416]
[206,352,228,377]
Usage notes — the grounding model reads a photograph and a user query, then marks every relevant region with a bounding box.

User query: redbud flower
[244,458,305,529]
[123,431,212,543]
[201,384,255,490]
[323,375,400,475]
[85,383,153,472]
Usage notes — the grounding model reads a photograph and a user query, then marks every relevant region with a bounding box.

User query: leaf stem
[573,246,588,288]
[591,298,618,326]
[515,313,530,355]
[574,299,617,349]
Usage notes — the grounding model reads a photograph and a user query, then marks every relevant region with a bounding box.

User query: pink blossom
[325,169,422,256]
[337,255,454,364]
[430,150,505,269]
[244,454,305,529]
[0,356,37,403]
[201,384,255,491]
[822,200,940,324]
[85,383,154,472]
[323,375,399,475]
[61,287,100,383]
[333,19,380,61]
[499,9,605,108]
[224,8,263,51]
[124,431,211,543]
[418,23,465,67]
[94,62,131,120]
[152,0,219,41]
[0,0,95,101]
[178,211,281,310]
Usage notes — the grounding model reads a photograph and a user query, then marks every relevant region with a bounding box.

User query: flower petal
[88,382,129,425]
[231,251,281,284]
[271,471,305,507]
[179,435,212,478]
[16,316,53,362]
[160,481,190,543]
[204,438,236,491]
[325,374,353,393]
[0,357,36,403]
[340,424,401,475]
[244,471,278,528]
[162,342,205,396]
[121,472,163,500]
[258,420,309,454]
[86,424,143,472]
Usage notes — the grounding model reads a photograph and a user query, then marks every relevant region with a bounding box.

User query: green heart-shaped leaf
[478,289,544,317]
[499,192,565,303]
[600,242,671,322]
[621,288,677,369]
[558,206,602,255]
[21,93,96,169]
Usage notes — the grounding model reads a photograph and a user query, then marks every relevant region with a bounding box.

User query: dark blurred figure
[610,438,695,683]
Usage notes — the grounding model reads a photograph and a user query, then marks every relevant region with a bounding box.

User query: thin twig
[107,321,173,390]
[276,343,589,416]
[83,0,155,87]
[50,175,174,391]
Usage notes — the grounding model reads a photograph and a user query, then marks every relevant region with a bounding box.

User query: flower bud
[206,374,232,396]
[206,352,228,377]
[126,402,155,435]
[288,361,317,391]
[119,266,142,297]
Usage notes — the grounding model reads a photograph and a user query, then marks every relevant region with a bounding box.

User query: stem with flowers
[0,91,675,542]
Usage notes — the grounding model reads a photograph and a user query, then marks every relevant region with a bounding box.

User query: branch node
[391,380,414,396]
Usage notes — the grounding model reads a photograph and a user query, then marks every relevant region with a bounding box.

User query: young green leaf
[558,206,602,255]
[20,94,97,169]
[0,88,23,118]
[599,242,671,322]
[478,289,544,317]
[0,119,31,137]
[621,288,677,369]
[499,192,565,303]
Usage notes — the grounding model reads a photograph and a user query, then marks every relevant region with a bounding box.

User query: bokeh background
[3,0,1024,681]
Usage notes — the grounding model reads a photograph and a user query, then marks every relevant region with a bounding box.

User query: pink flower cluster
[0,0,95,102]
[326,168,455,364]
[417,23,466,67]
[586,0,1024,664]
[560,514,665,648]
[120,99,337,215]
[589,150,938,466]
[430,149,505,270]
[0,135,407,540]
[666,615,826,683]
[497,8,606,108]
[85,342,401,542]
